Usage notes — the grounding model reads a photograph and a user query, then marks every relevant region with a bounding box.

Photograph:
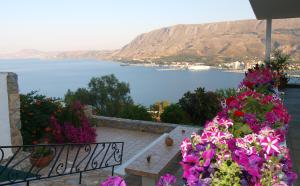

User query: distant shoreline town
[118,59,300,77]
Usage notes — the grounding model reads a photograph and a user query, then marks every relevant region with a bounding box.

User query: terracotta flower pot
[30,153,53,168]
[165,136,174,146]
[278,75,288,90]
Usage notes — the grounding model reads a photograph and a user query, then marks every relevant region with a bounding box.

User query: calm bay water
[0,59,244,106]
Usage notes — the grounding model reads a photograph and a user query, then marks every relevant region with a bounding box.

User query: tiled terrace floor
[285,88,300,186]
[95,127,161,163]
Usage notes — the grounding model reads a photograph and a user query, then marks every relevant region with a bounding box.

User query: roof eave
[249,0,300,20]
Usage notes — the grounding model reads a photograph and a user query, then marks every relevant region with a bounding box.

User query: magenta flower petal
[100,176,126,186]
[156,173,176,186]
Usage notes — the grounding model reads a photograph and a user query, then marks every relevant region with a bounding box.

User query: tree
[64,74,133,116]
[160,104,191,124]
[118,104,153,121]
[179,88,221,125]
[65,88,93,106]
[161,100,170,109]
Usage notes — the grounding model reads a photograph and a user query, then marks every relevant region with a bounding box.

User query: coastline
[119,61,247,73]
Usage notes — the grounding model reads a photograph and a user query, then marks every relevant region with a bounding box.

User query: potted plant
[277,72,289,90]
[269,49,291,90]
[30,146,54,168]
[165,135,174,146]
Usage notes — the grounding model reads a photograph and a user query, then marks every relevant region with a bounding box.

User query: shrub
[50,101,96,143]
[160,104,191,124]
[20,91,62,145]
[118,104,153,121]
[21,91,96,144]
[178,88,221,125]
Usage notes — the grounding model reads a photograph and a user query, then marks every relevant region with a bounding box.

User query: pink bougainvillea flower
[260,136,280,155]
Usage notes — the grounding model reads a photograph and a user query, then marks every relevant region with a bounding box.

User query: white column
[0,73,13,159]
[265,18,272,64]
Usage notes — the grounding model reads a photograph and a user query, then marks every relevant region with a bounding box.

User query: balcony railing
[0,142,124,186]
[288,71,300,85]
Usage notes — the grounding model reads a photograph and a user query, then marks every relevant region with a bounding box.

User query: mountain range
[1,18,300,63]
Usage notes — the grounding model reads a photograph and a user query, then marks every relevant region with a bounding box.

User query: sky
[0,0,256,53]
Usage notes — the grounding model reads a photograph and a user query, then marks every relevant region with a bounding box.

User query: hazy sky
[0,0,255,53]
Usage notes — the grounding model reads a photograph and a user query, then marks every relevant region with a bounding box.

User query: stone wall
[84,105,199,134]
[6,72,23,146]
[91,115,178,134]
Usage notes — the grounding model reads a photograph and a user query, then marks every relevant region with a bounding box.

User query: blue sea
[0,59,244,106]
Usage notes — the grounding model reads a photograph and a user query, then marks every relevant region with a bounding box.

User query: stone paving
[95,127,161,163]
[285,88,300,186]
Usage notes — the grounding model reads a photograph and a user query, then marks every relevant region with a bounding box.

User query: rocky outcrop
[1,19,300,63]
[114,18,300,62]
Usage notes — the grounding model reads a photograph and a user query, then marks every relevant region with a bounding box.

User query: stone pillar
[84,105,94,118]
[0,72,23,149]
[7,72,23,146]
[265,18,272,64]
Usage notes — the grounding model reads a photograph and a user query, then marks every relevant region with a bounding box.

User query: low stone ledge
[124,126,199,185]
[90,115,179,134]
